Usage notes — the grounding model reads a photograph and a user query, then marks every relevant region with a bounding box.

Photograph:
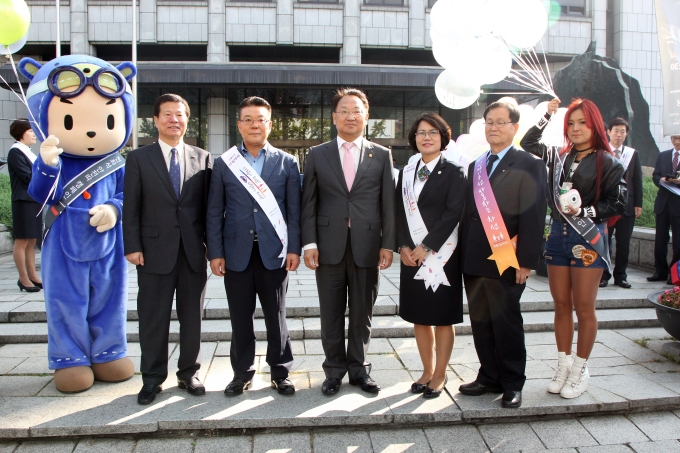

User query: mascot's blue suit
[19,55,136,376]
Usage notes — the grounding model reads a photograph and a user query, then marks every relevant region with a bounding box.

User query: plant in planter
[648,288,680,340]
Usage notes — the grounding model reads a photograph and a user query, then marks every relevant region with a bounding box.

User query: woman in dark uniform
[7,119,42,292]
[395,113,467,398]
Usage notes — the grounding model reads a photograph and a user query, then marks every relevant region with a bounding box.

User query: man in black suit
[648,134,680,284]
[458,101,547,409]
[301,88,396,395]
[123,93,212,404]
[601,118,643,288]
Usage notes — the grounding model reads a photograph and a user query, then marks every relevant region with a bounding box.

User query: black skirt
[12,200,43,239]
[398,248,464,326]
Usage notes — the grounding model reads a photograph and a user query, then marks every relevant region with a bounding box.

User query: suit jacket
[653,149,680,215]
[301,137,396,268]
[460,147,547,279]
[123,142,212,274]
[206,143,302,272]
[7,148,36,202]
[621,147,643,216]
[396,156,467,252]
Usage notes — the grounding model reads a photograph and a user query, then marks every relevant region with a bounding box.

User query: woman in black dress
[396,113,467,398]
[7,119,42,292]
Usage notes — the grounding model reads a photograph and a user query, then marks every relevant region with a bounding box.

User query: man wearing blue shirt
[206,96,302,396]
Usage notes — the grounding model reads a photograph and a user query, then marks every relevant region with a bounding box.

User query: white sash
[401,159,458,292]
[222,146,288,266]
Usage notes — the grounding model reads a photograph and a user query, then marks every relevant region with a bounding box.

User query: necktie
[169,148,181,199]
[615,149,621,159]
[417,165,431,182]
[673,152,679,173]
[342,142,356,190]
[486,154,499,176]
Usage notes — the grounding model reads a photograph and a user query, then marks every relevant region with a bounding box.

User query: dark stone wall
[552,47,660,166]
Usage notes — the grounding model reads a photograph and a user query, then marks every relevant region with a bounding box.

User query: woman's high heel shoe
[29,279,43,289]
[18,280,40,292]
[423,376,448,399]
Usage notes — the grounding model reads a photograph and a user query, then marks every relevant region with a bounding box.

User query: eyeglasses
[335,110,365,119]
[239,118,270,126]
[415,130,440,138]
[484,121,515,128]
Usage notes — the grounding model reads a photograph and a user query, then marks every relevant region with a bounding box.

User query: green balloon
[0,0,31,46]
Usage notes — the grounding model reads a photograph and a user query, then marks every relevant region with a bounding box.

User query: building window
[298,0,339,3]
[558,0,586,16]
[364,0,405,6]
[229,0,272,2]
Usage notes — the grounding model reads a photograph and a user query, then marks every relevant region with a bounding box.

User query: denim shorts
[544,219,608,269]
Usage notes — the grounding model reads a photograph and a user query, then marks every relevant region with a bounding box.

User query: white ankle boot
[548,351,572,394]
[560,355,589,399]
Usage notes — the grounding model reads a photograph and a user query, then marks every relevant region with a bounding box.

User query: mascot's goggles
[26,64,131,101]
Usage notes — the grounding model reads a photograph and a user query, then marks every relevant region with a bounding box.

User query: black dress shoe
[271,377,295,395]
[458,381,503,396]
[599,279,608,288]
[647,272,668,282]
[501,390,522,408]
[29,279,43,289]
[321,378,342,395]
[224,378,252,396]
[411,381,430,394]
[17,280,40,292]
[349,376,381,393]
[423,376,448,399]
[614,279,632,289]
[178,376,205,395]
[137,383,162,405]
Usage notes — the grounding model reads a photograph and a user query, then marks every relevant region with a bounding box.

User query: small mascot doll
[19,55,136,393]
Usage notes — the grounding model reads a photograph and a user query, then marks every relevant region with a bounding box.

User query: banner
[655,0,680,136]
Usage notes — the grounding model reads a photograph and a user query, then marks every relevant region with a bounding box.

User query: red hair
[560,98,612,201]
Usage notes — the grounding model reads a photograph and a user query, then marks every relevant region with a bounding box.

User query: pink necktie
[343,142,356,190]
[674,152,679,173]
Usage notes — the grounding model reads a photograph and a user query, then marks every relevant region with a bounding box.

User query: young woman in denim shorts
[521,98,626,399]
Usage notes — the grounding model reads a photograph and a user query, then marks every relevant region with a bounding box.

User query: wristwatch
[420,243,432,253]
[397,245,409,253]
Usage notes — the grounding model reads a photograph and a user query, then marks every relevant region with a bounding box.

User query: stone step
[0,288,659,323]
[0,307,661,343]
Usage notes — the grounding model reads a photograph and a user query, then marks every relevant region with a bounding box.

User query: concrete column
[208,0,228,61]
[409,0,425,48]
[208,97,229,156]
[591,0,607,56]
[70,0,94,55]
[341,0,361,64]
[277,0,294,44]
[139,0,156,43]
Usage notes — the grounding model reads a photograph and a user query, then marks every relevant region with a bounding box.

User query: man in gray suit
[301,88,396,395]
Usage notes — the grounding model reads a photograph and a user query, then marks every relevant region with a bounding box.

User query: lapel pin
[438,171,441,174]
[369,153,373,158]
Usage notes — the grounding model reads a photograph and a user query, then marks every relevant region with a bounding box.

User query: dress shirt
[12,141,37,163]
[414,155,441,200]
[158,139,185,191]
[336,136,363,173]
[487,145,512,177]
[240,142,267,176]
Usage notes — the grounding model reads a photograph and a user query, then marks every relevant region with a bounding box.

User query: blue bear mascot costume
[19,55,136,393]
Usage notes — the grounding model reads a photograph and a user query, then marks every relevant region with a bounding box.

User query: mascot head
[18,55,136,157]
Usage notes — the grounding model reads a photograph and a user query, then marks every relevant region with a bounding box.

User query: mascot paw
[92,358,135,383]
[54,366,94,393]
[89,204,118,233]
[40,135,63,167]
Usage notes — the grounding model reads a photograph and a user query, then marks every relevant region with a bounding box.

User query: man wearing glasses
[301,88,396,395]
[206,96,302,396]
[458,100,546,409]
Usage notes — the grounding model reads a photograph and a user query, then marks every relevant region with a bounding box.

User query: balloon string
[6,55,46,141]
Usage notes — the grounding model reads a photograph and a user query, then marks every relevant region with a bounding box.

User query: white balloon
[497,96,519,106]
[514,104,536,146]
[435,70,480,110]
[469,118,488,145]
[442,140,471,173]
[542,107,568,147]
[456,134,488,162]
[0,32,28,55]
[494,0,549,49]
[434,37,511,86]
[430,0,495,45]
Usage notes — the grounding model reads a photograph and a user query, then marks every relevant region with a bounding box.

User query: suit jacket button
[254,208,258,212]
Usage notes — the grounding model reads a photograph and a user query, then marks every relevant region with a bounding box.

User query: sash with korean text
[222,146,288,265]
[472,154,519,275]
[401,160,458,292]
